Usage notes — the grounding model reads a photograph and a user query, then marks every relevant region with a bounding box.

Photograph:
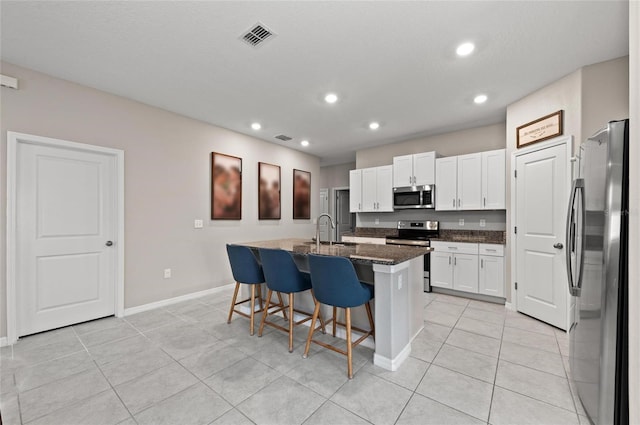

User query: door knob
[105,241,113,247]
[553,243,563,249]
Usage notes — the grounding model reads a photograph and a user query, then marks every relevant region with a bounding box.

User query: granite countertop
[238,238,431,265]
[347,227,506,245]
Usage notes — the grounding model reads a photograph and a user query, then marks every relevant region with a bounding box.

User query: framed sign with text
[516,110,564,148]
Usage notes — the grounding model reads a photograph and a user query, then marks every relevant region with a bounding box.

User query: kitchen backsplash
[355,209,506,231]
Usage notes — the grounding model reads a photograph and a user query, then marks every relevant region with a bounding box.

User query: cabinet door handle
[359,203,361,210]
[484,197,486,207]
[454,257,457,266]
[448,256,451,265]
[458,198,461,208]
[452,199,455,208]
[481,259,484,268]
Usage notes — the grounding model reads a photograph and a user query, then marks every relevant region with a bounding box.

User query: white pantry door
[16,139,118,337]
[515,143,569,330]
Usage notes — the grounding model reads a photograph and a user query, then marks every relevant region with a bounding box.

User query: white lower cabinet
[431,241,504,298]
[430,242,478,292]
[431,250,454,289]
[453,253,479,293]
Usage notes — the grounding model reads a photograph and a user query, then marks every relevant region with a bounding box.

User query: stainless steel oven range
[386,220,439,292]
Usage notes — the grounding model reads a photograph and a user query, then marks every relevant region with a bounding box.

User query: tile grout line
[91,359,137,423]
[486,304,507,425]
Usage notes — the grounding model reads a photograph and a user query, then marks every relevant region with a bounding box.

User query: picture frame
[293,169,311,220]
[258,162,281,220]
[516,110,564,148]
[211,152,242,220]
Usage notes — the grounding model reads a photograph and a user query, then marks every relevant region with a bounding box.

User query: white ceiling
[0,1,629,165]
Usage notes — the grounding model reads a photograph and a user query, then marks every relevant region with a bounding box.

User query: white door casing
[6,132,124,343]
[512,136,572,330]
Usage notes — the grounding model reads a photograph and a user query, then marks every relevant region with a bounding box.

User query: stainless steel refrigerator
[567,119,629,425]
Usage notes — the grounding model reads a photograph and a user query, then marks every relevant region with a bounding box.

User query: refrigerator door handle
[565,178,584,296]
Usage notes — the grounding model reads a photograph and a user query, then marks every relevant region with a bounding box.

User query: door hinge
[514,226,517,234]
[515,282,518,290]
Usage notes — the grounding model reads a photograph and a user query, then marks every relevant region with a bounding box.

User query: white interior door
[515,143,569,329]
[16,139,118,337]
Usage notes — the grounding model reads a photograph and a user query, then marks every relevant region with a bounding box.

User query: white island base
[371,256,424,370]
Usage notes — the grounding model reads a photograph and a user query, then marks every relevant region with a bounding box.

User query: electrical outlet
[480,219,486,227]
[459,218,465,226]
[194,219,203,228]
[164,268,171,279]
[375,218,380,225]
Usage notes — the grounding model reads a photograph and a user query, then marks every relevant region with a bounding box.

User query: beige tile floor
[0,290,588,425]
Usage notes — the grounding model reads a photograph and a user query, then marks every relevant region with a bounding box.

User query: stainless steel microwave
[393,185,435,209]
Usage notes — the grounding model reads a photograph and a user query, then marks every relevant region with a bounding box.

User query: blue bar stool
[226,244,285,336]
[303,254,375,379]
[258,248,326,352]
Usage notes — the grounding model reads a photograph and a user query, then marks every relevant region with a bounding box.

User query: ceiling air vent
[240,23,275,47]
[274,134,292,141]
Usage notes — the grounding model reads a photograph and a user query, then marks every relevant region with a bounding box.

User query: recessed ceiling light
[369,122,380,130]
[324,93,338,104]
[300,140,310,147]
[474,94,488,104]
[251,122,262,130]
[456,42,475,57]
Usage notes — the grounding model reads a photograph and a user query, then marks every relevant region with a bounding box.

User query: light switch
[194,219,204,228]
[459,219,464,226]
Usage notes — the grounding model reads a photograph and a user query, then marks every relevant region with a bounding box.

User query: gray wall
[357,210,506,231]
[356,123,506,169]
[505,56,629,304]
[354,123,508,231]
[0,62,320,337]
[318,162,355,189]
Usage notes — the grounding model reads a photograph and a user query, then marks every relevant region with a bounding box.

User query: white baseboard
[123,283,235,316]
[374,343,411,371]
[0,336,8,347]
[505,302,516,311]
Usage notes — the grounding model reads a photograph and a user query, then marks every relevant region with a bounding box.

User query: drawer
[431,241,478,255]
[479,243,504,256]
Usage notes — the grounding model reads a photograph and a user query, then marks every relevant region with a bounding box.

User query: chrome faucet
[316,213,336,251]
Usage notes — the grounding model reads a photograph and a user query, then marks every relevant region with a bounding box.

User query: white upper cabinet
[393,155,414,187]
[393,151,438,187]
[361,167,378,211]
[482,149,506,209]
[435,149,506,210]
[349,169,362,212]
[435,157,457,211]
[352,165,393,213]
[457,153,482,210]
[376,165,394,211]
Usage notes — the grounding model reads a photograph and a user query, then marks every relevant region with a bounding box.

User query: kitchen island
[237,238,432,371]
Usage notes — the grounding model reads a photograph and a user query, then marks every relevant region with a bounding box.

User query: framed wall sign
[258,162,281,220]
[211,152,242,220]
[293,169,311,219]
[517,110,564,148]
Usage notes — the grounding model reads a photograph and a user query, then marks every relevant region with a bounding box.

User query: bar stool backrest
[258,248,311,293]
[308,254,373,308]
[226,244,265,284]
